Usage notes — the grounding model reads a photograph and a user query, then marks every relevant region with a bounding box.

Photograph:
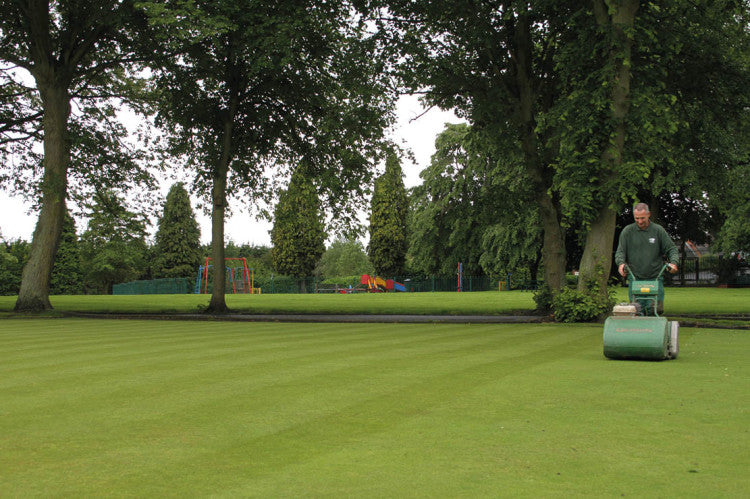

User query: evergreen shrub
[552,286,615,323]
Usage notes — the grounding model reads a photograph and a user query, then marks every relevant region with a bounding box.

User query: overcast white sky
[0,95,461,246]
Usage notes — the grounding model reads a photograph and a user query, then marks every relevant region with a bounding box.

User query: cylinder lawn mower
[603,264,679,361]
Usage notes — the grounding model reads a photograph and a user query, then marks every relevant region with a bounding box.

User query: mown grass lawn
[0,287,749,316]
[1,319,747,496]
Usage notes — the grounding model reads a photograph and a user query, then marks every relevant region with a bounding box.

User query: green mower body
[603,316,676,360]
[603,264,679,360]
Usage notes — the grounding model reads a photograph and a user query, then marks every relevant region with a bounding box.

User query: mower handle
[625,263,670,281]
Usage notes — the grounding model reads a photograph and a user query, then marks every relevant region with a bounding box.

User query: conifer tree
[50,211,83,295]
[368,152,408,276]
[271,169,326,291]
[153,183,202,279]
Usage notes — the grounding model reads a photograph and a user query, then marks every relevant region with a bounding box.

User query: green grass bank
[1,287,749,317]
[1,319,747,496]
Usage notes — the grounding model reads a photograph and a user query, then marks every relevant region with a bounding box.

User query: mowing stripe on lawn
[1,319,747,497]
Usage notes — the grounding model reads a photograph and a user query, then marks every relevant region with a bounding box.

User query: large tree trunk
[207,167,228,313]
[206,118,234,314]
[512,8,566,293]
[578,0,639,295]
[577,204,617,289]
[14,84,71,312]
[537,192,567,292]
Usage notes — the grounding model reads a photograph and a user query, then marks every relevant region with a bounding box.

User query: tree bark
[577,204,617,289]
[206,117,234,313]
[14,83,71,312]
[578,0,639,295]
[511,8,566,293]
[537,191,567,292]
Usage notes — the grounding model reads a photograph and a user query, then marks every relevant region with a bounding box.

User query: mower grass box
[603,316,669,360]
[603,264,678,361]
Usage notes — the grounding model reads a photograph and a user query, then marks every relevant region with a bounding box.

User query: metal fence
[249,275,502,294]
[112,257,750,295]
[667,256,750,286]
[396,275,498,292]
[113,278,191,295]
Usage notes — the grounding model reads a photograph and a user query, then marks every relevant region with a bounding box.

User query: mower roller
[603,264,679,361]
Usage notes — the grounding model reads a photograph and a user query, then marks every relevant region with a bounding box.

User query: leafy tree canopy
[80,189,149,294]
[0,238,29,296]
[141,0,397,310]
[409,122,542,279]
[0,0,158,310]
[318,238,373,279]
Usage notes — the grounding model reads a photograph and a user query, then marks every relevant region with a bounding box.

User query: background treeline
[3,163,745,296]
[0,180,374,295]
[1,0,748,311]
[0,228,375,296]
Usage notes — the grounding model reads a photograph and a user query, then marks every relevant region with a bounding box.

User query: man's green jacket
[614,222,679,279]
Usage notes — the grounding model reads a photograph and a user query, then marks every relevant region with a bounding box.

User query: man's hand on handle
[619,262,678,278]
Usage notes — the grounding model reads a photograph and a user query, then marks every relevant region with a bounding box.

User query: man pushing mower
[604,203,681,360]
[615,202,679,314]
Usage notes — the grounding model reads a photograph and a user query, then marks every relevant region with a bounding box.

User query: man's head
[633,202,651,230]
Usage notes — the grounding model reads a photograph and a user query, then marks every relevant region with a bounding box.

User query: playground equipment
[603,264,678,360]
[194,257,261,294]
[361,274,406,292]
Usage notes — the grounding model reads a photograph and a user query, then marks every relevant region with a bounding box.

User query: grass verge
[1,319,747,496]
[0,291,539,316]
[0,287,747,318]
